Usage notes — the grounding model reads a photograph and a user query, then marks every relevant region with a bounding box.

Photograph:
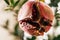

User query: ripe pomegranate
[18,1,54,36]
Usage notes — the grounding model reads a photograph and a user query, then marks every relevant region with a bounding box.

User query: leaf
[53,35,60,40]
[10,0,14,6]
[14,23,19,36]
[4,0,9,5]
[14,22,24,39]
[56,19,60,26]
[19,0,28,8]
[14,0,20,7]
[49,0,60,7]
[4,20,9,29]
[27,36,36,40]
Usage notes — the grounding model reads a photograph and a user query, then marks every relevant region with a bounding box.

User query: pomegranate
[18,1,54,36]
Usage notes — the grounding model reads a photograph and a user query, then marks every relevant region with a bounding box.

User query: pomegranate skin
[18,1,54,36]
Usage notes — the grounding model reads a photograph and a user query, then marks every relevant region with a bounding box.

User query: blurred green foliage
[4,0,9,5]
[53,35,60,40]
[14,23,19,36]
[4,0,20,8]
[49,0,60,7]
[4,20,9,29]
[27,36,36,40]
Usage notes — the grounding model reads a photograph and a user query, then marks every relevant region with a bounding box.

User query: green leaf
[4,0,9,5]
[10,0,14,6]
[19,0,28,8]
[14,22,24,39]
[27,36,36,40]
[14,23,19,36]
[49,0,60,7]
[14,0,20,7]
[53,35,60,40]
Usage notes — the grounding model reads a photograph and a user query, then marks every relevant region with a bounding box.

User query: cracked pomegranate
[18,1,54,36]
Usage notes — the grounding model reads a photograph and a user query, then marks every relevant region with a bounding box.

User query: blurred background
[0,0,60,40]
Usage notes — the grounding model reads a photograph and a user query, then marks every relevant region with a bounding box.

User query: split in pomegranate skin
[32,3,40,21]
[18,1,54,36]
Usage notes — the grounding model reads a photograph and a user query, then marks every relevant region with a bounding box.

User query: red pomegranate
[18,1,54,36]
